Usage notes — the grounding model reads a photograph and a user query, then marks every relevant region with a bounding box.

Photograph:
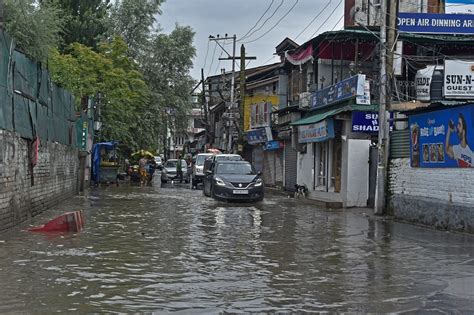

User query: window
[194,119,203,129]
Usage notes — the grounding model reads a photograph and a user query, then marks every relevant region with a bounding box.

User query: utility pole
[210,34,255,153]
[374,0,389,215]
[201,68,209,147]
[239,44,246,149]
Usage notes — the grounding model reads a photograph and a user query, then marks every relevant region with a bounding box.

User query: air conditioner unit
[299,92,312,109]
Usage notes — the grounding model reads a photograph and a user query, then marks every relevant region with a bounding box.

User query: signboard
[352,112,393,133]
[444,60,474,99]
[247,127,273,144]
[356,80,371,105]
[409,104,474,168]
[398,13,474,34]
[264,140,284,151]
[298,119,335,143]
[416,66,435,101]
[311,74,365,110]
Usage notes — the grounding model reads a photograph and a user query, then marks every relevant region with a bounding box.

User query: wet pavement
[1,179,473,313]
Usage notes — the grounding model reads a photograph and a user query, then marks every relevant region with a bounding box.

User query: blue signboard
[311,75,365,110]
[247,127,272,144]
[264,140,284,151]
[398,13,474,34]
[352,111,394,133]
[298,119,335,143]
[409,104,474,168]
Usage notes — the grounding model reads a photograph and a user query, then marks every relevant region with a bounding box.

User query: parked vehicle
[203,160,264,202]
[161,159,189,184]
[190,153,214,188]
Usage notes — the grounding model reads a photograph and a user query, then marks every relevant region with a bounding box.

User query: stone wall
[388,158,474,233]
[0,130,78,233]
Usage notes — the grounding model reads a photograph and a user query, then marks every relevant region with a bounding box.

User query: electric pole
[374,0,389,215]
[239,44,246,150]
[210,35,255,153]
[201,68,209,147]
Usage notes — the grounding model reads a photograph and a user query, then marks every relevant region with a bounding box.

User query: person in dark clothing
[176,155,183,183]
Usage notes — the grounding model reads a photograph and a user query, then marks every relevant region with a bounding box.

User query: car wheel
[203,183,209,196]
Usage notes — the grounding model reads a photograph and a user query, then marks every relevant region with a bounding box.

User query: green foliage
[47,0,112,50]
[3,0,65,62]
[48,37,150,148]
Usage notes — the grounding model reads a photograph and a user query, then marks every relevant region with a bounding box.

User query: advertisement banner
[409,104,474,168]
[444,60,474,99]
[352,112,393,133]
[355,80,371,105]
[398,13,474,34]
[298,119,335,143]
[311,74,366,110]
[416,66,435,101]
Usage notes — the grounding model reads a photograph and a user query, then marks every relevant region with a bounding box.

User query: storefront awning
[290,104,378,126]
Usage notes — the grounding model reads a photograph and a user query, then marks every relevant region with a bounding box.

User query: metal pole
[228,35,236,152]
[374,0,388,215]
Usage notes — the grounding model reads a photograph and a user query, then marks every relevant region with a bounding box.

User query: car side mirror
[257,171,262,176]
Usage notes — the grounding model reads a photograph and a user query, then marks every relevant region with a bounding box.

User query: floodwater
[1,180,473,313]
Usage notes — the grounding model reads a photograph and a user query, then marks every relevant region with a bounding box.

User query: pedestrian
[176,155,183,183]
[139,156,147,187]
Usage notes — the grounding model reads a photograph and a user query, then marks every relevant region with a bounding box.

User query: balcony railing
[393,80,416,102]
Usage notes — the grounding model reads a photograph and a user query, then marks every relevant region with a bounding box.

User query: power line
[239,0,275,41]
[243,0,300,44]
[202,40,210,71]
[206,41,218,77]
[294,0,333,41]
[307,0,343,40]
[238,0,285,43]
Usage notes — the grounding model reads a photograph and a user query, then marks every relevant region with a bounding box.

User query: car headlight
[254,178,263,187]
[215,177,226,186]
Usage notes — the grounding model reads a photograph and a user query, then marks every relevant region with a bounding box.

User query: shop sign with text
[444,60,474,99]
[398,13,474,34]
[311,74,365,110]
[298,119,335,143]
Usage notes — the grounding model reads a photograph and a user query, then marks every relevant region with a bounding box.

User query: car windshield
[215,163,254,175]
[164,161,176,168]
[196,155,210,166]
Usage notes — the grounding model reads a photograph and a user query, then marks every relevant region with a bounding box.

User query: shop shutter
[390,129,410,159]
[252,145,264,173]
[284,140,297,191]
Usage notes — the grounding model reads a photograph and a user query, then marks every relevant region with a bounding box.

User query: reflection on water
[0,183,473,313]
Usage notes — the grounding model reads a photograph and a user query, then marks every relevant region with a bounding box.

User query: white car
[190,153,214,188]
[161,159,189,184]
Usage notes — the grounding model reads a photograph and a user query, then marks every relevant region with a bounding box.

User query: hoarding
[398,13,474,34]
[264,140,284,151]
[409,104,474,168]
[444,60,474,99]
[311,74,365,110]
[416,66,435,101]
[352,112,393,133]
[298,119,335,143]
[247,127,273,144]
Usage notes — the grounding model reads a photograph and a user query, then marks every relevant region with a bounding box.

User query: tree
[48,37,150,149]
[109,0,165,60]
[46,0,111,51]
[3,0,64,62]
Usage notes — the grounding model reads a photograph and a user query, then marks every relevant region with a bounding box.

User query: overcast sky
[158,0,474,82]
[158,0,345,81]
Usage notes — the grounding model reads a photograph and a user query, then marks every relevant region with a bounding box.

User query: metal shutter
[284,140,297,191]
[390,129,410,159]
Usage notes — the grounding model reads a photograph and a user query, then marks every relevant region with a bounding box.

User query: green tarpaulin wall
[0,30,77,147]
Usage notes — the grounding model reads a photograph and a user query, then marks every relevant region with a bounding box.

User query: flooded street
[1,180,473,313]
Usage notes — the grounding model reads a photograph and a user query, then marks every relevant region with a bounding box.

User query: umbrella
[131,150,154,159]
[207,148,222,154]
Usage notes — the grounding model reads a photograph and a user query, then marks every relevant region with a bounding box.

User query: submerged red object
[27,210,85,233]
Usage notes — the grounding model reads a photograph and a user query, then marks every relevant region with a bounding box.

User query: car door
[202,157,214,196]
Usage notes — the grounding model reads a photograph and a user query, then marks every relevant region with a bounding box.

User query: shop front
[292,107,373,208]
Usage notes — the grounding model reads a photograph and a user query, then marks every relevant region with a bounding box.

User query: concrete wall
[389,158,474,233]
[0,130,78,233]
